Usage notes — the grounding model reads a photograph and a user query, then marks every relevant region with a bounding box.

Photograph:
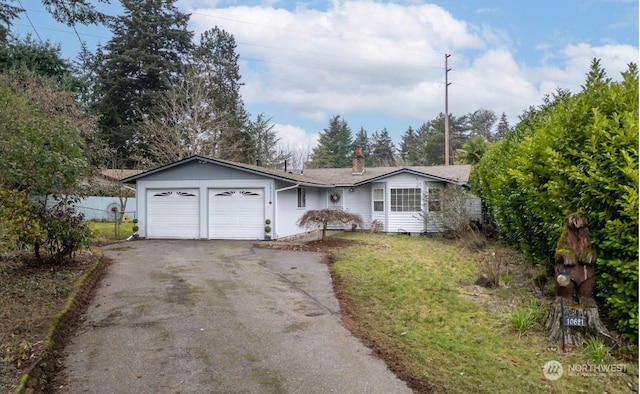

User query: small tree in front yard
[297,209,363,241]
[420,185,477,238]
[0,73,93,264]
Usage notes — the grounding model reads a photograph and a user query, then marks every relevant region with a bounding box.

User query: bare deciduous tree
[297,209,363,241]
[138,68,245,167]
[420,185,477,237]
[277,143,312,170]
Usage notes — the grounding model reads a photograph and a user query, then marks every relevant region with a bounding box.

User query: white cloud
[188,2,486,122]
[273,123,319,151]
[185,1,637,142]
[561,43,638,78]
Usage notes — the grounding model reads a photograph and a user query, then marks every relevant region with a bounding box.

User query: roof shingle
[119,155,472,187]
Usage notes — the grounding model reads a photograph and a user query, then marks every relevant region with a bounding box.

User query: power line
[12,22,110,40]
[16,0,43,42]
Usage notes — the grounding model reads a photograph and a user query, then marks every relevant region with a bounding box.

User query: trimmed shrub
[472,60,638,341]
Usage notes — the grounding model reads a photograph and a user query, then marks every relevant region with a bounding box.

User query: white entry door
[209,189,264,239]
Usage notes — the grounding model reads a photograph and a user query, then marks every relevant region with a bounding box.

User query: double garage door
[146,188,264,239]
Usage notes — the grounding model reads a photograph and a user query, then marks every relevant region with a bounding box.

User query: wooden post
[545,301,615,351]
[545,213,616,350]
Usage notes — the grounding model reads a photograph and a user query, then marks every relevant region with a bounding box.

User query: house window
[373,188,384,212]
[297,188,306,208]
[390,188,421,212]
[428,187,442,212]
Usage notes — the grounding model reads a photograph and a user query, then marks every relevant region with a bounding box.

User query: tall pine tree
[193,27,251,162]
[493,112,511,141]
[309,115,353,168]
[370,128,396,166]
[467,108,496,140]
[398,126,415,163]
[91,0,193,166]
[352,127,373,166]
[248,113,285,168]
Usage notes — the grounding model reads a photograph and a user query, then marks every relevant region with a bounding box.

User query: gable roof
[120,155,472,187]
[303,165,471,186]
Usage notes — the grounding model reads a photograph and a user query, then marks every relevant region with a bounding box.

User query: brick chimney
[352,145,365,175]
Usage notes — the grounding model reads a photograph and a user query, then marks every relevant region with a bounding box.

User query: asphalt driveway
[60,240,412,393]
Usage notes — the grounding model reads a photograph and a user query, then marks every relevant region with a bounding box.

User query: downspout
[274,183,300,239]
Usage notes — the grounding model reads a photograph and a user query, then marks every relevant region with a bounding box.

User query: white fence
[74,196,137,221]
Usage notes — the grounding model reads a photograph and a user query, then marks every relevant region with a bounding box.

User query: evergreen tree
[399,126,415,163]
[493,112,511,141]
[411,122,432,165]
[370,128,396,166]
[423,129,446,166]
[248,113,285,168]
[352,127,373,166]
[91,0,193,166]
[0,2,21,43]
[1,0,108,43]
[43,0,111,26]
[432,112,469,164]
[309,115,353,168]
[193,26,251,162]
[400,121,437,166]
[0,36,78,88]
[467,108,497,140]
[308,144,333,169]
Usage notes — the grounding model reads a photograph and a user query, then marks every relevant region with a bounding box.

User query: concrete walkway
[59,240,412,394]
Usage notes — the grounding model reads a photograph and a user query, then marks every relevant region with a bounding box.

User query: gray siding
[141,161,271,182]
[274,182,325,238]
[342,185,372,229]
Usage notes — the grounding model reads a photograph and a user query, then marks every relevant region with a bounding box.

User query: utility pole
[444,53,451,166]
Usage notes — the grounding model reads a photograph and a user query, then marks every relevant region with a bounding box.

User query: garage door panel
[209,189,264,240]
[147,190,199,239]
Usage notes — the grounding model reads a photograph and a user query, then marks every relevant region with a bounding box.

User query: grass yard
[329,232,637,394]
[87,220,135,243]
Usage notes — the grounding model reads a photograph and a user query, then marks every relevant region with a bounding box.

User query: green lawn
[329,232,637,394]
[87,220,135,242]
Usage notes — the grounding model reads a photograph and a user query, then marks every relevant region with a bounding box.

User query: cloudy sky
[14,0,639,153]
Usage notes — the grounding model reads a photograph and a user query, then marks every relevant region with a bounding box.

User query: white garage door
[209,189,264,240]
[147,189,200,239]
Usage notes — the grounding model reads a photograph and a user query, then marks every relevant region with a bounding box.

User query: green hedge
[472,60,638,341]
